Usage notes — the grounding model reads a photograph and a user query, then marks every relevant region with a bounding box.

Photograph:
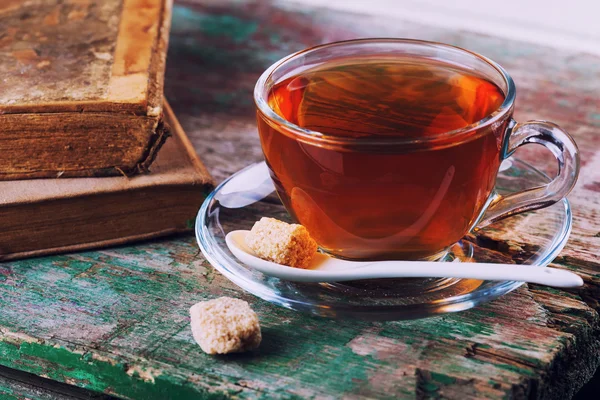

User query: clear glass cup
[254,39,580,260]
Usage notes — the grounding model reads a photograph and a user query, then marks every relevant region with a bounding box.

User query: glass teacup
[254,39,579,260]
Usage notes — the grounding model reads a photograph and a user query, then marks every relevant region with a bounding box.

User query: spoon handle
[332,261,583,288]
[225,230,583,288]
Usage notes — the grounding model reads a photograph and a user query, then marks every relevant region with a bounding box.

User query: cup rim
[254,38,516,147]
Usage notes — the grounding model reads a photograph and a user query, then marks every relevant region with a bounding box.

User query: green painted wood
[0,365,115,399]
[1,0,600,399]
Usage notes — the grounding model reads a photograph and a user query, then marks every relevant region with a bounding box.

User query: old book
[0,0,172,180]
[0,101,214,261]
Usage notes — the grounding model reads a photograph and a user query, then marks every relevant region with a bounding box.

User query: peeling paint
[126,365,163,384]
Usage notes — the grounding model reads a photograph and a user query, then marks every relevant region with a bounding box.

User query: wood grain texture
[0,365,115,399]
[0,0,599,399]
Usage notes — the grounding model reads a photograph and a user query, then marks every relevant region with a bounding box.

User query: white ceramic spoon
[225,230,583,288]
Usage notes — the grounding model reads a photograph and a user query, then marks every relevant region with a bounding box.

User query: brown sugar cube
[189,297,261,355]
[245,217,318,269]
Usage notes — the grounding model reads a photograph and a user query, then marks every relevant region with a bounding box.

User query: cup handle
[479,120,580,227]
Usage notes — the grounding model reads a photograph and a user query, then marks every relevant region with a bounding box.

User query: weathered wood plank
[0,365,115,400]
[0,249,597,399]
[0,0,599,399]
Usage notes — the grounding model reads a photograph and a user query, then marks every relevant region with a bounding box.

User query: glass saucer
[195,158,572,320]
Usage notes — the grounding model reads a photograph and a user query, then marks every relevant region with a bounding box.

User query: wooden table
[1,1,600,398]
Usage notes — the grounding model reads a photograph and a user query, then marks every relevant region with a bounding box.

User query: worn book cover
[0,101,214,261]
[0,0,172,180]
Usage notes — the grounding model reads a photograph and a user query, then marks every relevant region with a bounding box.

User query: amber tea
[269,58,504,139]
[257,55,508,260]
